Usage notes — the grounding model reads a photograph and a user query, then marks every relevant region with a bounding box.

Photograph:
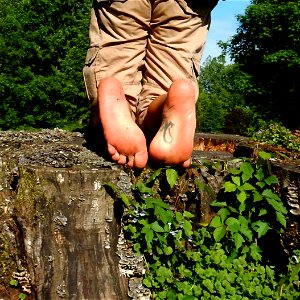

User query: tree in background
[197,55,258,135]
[223,0,300,130]
[0,0,91,130]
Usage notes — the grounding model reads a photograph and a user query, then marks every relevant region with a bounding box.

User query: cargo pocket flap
[85,47,100,65]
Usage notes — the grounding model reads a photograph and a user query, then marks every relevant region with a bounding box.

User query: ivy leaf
[166,168,178,189]
[252,221,270,238]
[256,181,266,189]
[213,225,226,242]
[223,182,237,192]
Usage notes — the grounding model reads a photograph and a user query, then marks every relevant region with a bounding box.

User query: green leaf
[133,243,141,253]
[256,181,266,189]
[240,182,255,191]
[19,294,27,300]
[195,179,205,191]
[142,226,154,245]
[166,168,178,189]
[210,216,222,228]
[262,189,281,201]
[233,232,245,250]
[276,211,287,228]
[213,225,226,242]
[210,201,227,207]
[183,220,193,237]
[266,198,287,214]
[230,168,242,175]
[240,162,254,182]
[146,168,163,183]
[232,176,241,186]
[237,191,247,203]
[223,182,237,192]
[264,175,279,185]
[218,207,230,223]
[183,211,194,219]
[258,208,267,216]
[151,221,165,232]
[10,279,18,287]
[258,151,271,160]
[253,191,263,202]
[225,217,240,233]
[255,168,265,181]
[120,193,130,207]
[252,221,270,238]
[154,206,172,224]
[143,277,152,288]
[163,246,173,255]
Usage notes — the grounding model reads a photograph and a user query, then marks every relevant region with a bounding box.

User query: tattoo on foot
[161,119,174,144]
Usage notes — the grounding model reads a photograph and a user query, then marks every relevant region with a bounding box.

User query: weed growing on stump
[106,152,300,299]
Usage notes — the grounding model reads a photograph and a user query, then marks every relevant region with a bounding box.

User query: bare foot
[98,77,148,168]
[148,80,196,167]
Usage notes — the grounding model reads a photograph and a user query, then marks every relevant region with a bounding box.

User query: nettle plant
[107,152,300,299]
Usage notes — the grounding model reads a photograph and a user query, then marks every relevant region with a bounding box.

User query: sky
[201,0,252,63]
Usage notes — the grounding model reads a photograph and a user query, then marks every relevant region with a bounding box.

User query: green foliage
[197,56,260,135]
[0,0,91,130]
[223,0,300,129]
[9,279,27,299]
[252,123,300,152]
[107,155,300,299]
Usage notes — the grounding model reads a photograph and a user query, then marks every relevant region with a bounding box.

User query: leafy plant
[107,154,300,299]
[251,123,300,152]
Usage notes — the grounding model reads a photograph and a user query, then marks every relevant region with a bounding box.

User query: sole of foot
[98,77,148,168]
[149,79,196,168]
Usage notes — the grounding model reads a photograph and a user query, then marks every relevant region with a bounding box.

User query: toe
[118,154,127,165]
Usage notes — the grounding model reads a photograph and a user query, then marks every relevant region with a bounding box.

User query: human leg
[83,0,151,167]
[137,0,212,167]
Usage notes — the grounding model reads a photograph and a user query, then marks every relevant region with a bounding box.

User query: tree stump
[0,129,128,299]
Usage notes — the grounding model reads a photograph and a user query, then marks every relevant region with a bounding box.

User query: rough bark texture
[0,129,128,300]
[0,130,299,299]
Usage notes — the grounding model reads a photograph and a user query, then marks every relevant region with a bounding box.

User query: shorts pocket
[84,46,100,66]
[83,46,100,104]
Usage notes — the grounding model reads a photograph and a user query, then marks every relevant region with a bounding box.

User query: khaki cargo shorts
[83,0,217,126]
